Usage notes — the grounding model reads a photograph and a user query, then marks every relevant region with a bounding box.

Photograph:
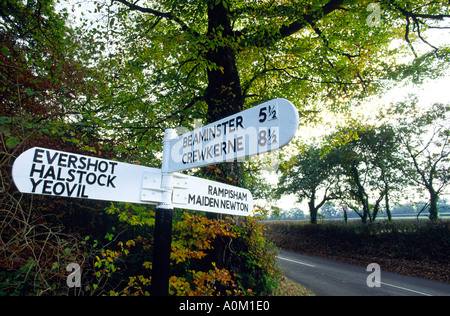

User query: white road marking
[277,256,316,268]
[377,281,433,296]
[278,255,434,296]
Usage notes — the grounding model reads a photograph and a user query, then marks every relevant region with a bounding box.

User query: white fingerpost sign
[172,174,253,216]
[12,147,254,216]
[168,98,299,172]
[12,98,299,215]
[12,147,163,205]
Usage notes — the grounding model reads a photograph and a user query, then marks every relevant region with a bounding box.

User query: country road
[277,250,450,296]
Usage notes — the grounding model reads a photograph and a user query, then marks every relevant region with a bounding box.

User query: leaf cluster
[171,212,237,265]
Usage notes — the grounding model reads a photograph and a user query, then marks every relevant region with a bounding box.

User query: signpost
[171,174,253,216]
[12,147,163,205]
[168,98,299,172]
[11,98,299,296]
[12,147,253,216]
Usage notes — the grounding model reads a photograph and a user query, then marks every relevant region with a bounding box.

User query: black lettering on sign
[27,148,119,198]
[207,185,248,201]
[182,116,245,149]
[181,136,245,165]
[187,192,249,213]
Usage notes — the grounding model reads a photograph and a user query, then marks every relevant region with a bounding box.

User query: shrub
[167,213,281,296]
[265,220,449,282]
[97,212,281,296]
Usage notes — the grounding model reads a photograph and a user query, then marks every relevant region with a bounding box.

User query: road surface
[277,250,450,296]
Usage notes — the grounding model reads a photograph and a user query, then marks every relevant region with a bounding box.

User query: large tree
[330,123,402,223]
[395,100,450,221]
[277,144,341,224]
[77,0,450,178]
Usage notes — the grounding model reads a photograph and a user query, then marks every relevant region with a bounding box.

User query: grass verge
[271,277,315,296]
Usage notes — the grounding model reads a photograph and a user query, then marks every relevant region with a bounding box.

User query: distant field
[264,215,450,224]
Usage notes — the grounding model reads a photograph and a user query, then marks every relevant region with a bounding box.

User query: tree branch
[113,0,197,35]
[240,0,345,47]
[114,0,171,18]
[278,0,346,39]
[387,0,450,56]
[389,0,450,21]
[310,24,360,60]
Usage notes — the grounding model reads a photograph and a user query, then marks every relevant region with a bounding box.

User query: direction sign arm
[167,98,299,173]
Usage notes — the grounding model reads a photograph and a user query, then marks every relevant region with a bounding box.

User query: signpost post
[150,129,176,296]
[11,98,299,296]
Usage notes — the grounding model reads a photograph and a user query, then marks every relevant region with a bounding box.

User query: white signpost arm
[150,129,177,296]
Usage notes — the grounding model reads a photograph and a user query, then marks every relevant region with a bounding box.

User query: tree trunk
[351,165,369,224]
[429,190,439,222]
[203,2,244,268]
[203,1,244,188]
[308,191,318,224]
[343,206,348,224]
[385,189,392,221]
[382,170,392,221]
[205,2,244,123]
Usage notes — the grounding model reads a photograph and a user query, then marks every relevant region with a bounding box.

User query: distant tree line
[275,99,450,224]
[266,199,450,222]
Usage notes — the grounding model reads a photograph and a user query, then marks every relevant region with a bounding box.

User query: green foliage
[277,143,342,223]
[64,0,450,164]
[84,212,280,296]
[106,203,155,227]
[329,123,404,223]
[167,213,280,296]
[393,100,450,221]
[233,216,281,295]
